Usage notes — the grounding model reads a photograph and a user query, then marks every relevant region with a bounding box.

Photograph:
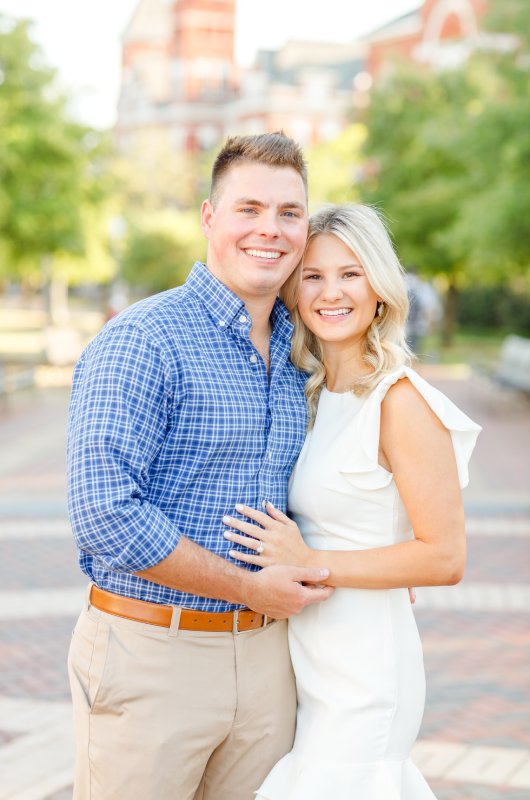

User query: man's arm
[137,536,333,619]
[68,324,184,573]
[69,324,332,616]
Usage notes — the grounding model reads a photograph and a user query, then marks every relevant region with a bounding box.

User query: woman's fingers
[229,549,261,566]
[223,530,262,551]
[264,501,290,523]
[222,515,266,538]
[234,503,279,527]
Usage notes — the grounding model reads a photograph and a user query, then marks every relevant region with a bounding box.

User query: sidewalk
[0,367,529,799]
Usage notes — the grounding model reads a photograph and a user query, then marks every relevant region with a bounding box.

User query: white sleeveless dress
[256,366,481,800]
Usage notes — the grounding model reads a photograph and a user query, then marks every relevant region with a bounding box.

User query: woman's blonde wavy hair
[281,203,412,423]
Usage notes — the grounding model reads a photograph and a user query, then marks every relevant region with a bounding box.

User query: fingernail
[223,531,232,539]
[222,515,231,524]
[319,569,330,578]
[235,503,244,512]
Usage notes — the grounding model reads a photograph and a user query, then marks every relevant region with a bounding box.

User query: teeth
[246,249,281,259]
[319,308,351,317]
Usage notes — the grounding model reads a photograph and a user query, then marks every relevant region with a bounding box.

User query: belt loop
[169,606,182,638]
[85,582,94,611]
[232,608,241,634]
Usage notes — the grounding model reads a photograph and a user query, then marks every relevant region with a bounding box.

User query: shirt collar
[186,261,293,341]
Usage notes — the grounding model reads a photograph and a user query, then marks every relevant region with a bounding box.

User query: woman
[222,204,481,799]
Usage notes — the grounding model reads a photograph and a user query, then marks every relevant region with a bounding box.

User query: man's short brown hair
[210,132,308,207]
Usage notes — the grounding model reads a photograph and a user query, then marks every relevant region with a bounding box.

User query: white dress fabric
[256,366,481,800]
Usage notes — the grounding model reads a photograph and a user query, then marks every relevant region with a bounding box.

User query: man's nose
[257,211,281,237]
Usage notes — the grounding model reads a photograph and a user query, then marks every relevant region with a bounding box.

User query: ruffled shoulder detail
[339,366,481,491]
[255,752,437,800]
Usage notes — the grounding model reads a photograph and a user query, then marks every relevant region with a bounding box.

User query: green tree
[0,16,114,316]
[306,124,366,207]
[122,210,205,295]
[112,133,211,214]
[445,0,530,278]
[359,0,530,341]
[360,66,477,340]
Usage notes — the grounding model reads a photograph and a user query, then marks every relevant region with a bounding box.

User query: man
[67,132,332,800]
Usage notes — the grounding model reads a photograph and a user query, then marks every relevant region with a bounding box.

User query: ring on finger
[256,541,264,554]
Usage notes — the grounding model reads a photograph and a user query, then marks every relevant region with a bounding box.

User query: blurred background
[0,0,529,378]
[1,2,530,798]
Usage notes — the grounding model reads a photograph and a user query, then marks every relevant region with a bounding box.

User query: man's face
[201,162,308,303]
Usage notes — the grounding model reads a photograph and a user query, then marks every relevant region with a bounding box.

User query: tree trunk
[41,255,69,325]
[441,282,458,347]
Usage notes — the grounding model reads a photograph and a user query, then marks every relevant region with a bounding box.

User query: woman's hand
[223,502,312,568]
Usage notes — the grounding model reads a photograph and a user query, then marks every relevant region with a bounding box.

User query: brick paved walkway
[0,367,529,799]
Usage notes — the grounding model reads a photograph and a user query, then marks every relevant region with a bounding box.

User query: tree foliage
[306,124,365,208]
[122,210,205,295]
[359,0,530,297]
[361,67,475,285]
[0,16,112,285]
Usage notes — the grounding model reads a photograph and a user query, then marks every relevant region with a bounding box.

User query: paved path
[0,367,529,799]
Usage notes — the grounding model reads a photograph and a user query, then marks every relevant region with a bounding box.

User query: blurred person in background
[405,267,442,357]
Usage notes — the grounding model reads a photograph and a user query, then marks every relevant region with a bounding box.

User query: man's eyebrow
[233,197,306,212]
[279,201,307,212]
[234,197,266,206]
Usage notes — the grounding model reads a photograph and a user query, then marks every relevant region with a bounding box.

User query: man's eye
[240,207,257,214]
[282,210,297,218]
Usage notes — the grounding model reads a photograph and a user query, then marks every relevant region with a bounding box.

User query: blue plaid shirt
[68,262,308,611]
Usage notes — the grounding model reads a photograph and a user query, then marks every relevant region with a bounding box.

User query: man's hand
[243,564,334,619]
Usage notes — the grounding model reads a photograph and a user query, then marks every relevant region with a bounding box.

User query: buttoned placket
[257,316,294,505]
[233,312,276,510]
[214,298,296,519]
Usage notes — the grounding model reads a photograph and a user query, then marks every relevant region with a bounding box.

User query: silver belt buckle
[232,609,268,633]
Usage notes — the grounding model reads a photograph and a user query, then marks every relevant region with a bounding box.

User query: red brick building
[116,0,495,154]
[116,0,362,152]
[365,0,488,78]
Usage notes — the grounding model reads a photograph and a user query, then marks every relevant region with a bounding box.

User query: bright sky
[0,0,418,128]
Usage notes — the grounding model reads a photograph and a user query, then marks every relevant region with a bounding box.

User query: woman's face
[298,233,380,348]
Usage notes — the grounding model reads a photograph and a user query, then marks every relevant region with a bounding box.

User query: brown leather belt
[90,585,270,633]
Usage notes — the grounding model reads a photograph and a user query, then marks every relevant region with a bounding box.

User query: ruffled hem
[255,753,436,800]
[339,366,481,490]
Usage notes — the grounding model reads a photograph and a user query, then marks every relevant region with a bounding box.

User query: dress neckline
[322,385,356,397]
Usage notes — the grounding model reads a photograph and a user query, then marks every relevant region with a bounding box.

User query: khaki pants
[68,587,296,800]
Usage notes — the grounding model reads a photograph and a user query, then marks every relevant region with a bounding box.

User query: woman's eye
[304,274,321,280]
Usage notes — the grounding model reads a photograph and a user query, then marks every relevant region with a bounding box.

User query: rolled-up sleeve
[67,323,183,572]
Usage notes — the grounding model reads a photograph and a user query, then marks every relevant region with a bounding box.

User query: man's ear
[201,199,214,238]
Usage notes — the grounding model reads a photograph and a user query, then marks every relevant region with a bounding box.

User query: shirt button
[249,354,258,364]
[239,315,248,324]
[219,320,226,327]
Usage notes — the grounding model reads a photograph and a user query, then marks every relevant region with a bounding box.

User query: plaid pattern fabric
[67,262,308,611]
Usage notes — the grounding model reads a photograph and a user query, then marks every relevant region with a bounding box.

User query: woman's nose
[321,281,343,301]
